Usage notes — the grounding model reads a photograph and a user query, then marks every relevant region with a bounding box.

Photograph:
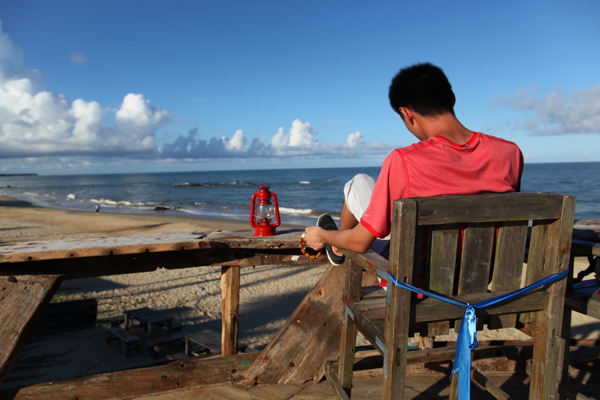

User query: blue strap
[387,268,569,400]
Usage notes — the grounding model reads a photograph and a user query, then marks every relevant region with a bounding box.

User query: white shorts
[343,173,391,242]
[344,174,391,281]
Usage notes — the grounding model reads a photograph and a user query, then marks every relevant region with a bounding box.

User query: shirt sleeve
[360,150,408,238]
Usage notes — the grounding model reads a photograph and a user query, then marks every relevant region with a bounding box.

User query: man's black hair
[388,62,455,118]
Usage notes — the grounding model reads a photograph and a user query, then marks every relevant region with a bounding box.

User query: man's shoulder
[477,132,520,148]
[395,135,451,156]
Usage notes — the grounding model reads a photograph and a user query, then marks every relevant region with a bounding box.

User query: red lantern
[250,185,281,236]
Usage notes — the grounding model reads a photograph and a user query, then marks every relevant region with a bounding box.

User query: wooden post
[221,265,240,356]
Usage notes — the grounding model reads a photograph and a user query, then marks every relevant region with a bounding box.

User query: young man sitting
[303,62,523,268]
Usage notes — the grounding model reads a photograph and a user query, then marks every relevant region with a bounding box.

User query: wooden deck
[2,346,598,400]
[1,224,600,399]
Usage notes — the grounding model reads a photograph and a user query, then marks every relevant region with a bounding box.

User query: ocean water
[1,162,599,226]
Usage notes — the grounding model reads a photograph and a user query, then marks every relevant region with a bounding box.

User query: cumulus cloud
[498,86,600,135]
[0,20,394,166]
[0,21,169,159]
[158,119,392,160]
[346,131,363,147]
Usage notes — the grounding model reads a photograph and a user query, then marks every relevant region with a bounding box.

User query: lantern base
[253,225,277,236]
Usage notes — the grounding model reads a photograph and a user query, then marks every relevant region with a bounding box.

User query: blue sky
[0,0,599,175]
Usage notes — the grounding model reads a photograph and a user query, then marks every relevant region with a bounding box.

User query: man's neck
[419,113,473,145]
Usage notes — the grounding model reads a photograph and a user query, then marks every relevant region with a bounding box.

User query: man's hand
[303,226,325,251]
[304,222,377,257]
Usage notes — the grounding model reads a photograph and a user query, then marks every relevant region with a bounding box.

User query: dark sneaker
[317,214,345,266]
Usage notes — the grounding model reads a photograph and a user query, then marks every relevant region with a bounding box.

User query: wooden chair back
[333,192,575,399]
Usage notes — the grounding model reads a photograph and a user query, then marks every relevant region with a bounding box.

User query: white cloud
[68,53,87,64]
[158,119,394,160]
[0,20,394,167]
[498,85,600,136]
[346,131,363,147]
[269,119,319,156]
[0,21,169,159]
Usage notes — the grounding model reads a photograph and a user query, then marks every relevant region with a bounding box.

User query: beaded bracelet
[298,236,323,259]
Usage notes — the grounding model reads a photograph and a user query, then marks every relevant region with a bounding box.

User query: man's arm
[304,222,376,254]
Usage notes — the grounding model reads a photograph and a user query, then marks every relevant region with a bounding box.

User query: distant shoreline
[0,173,37,177]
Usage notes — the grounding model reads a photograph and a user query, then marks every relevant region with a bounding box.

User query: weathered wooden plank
[415,192,565,225]
[458,222,495,295]
[0,249,324,280]
[529,194,575,400]
[0,353,258,400]
[243,263,345,385]
[344,249,389,276]
[358,290,549,323]
[0,230,307,264]
[470,369,512,400]
[339,259,363,394]
[0,274,63,384]
[347,303,384,353]
[221,265,240,356]
[489,221,528,329]
[423,223,459,336]
[526,220,553,284]
[384,199,418,399]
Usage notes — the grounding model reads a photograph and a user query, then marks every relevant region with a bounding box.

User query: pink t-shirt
[361,132,523,238]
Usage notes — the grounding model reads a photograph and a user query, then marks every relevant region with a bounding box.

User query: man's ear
[399,107,415,125]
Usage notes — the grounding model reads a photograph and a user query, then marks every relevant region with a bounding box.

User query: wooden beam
[0,274,63,383]
[0,230,310,264]
[0,230,326,280]
[0,353,258,400]
[243,262,346,385]
[415,192,565,225]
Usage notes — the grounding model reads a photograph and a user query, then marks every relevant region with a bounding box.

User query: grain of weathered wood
[344,249,389,277]
[423,223,459,336]
[530,194,575,400]
[458,222,495,295]
[243,262,345,385]
[0,353,259,400]
[0,274,63,384]
[0,229,309,264]
[221,265,240,356]
[383,199,417,399]
[489,221,528,329]
[339,259,363,394]
[415,192,564,225]
[0,230,324,280]
[358,290,549,323]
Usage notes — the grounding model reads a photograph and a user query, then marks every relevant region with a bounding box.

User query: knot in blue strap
[387,268,569,400]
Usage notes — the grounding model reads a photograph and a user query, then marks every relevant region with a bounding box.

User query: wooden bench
[106,327,141,357]
[183,329,251,356]
[97,315,125,327]
[146,329,193,357]
[185,329,222,355]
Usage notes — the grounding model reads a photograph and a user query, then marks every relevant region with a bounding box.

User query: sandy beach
[1,195,599,389]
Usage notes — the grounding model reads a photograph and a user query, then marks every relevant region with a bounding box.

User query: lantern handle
[270,191,281,228]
